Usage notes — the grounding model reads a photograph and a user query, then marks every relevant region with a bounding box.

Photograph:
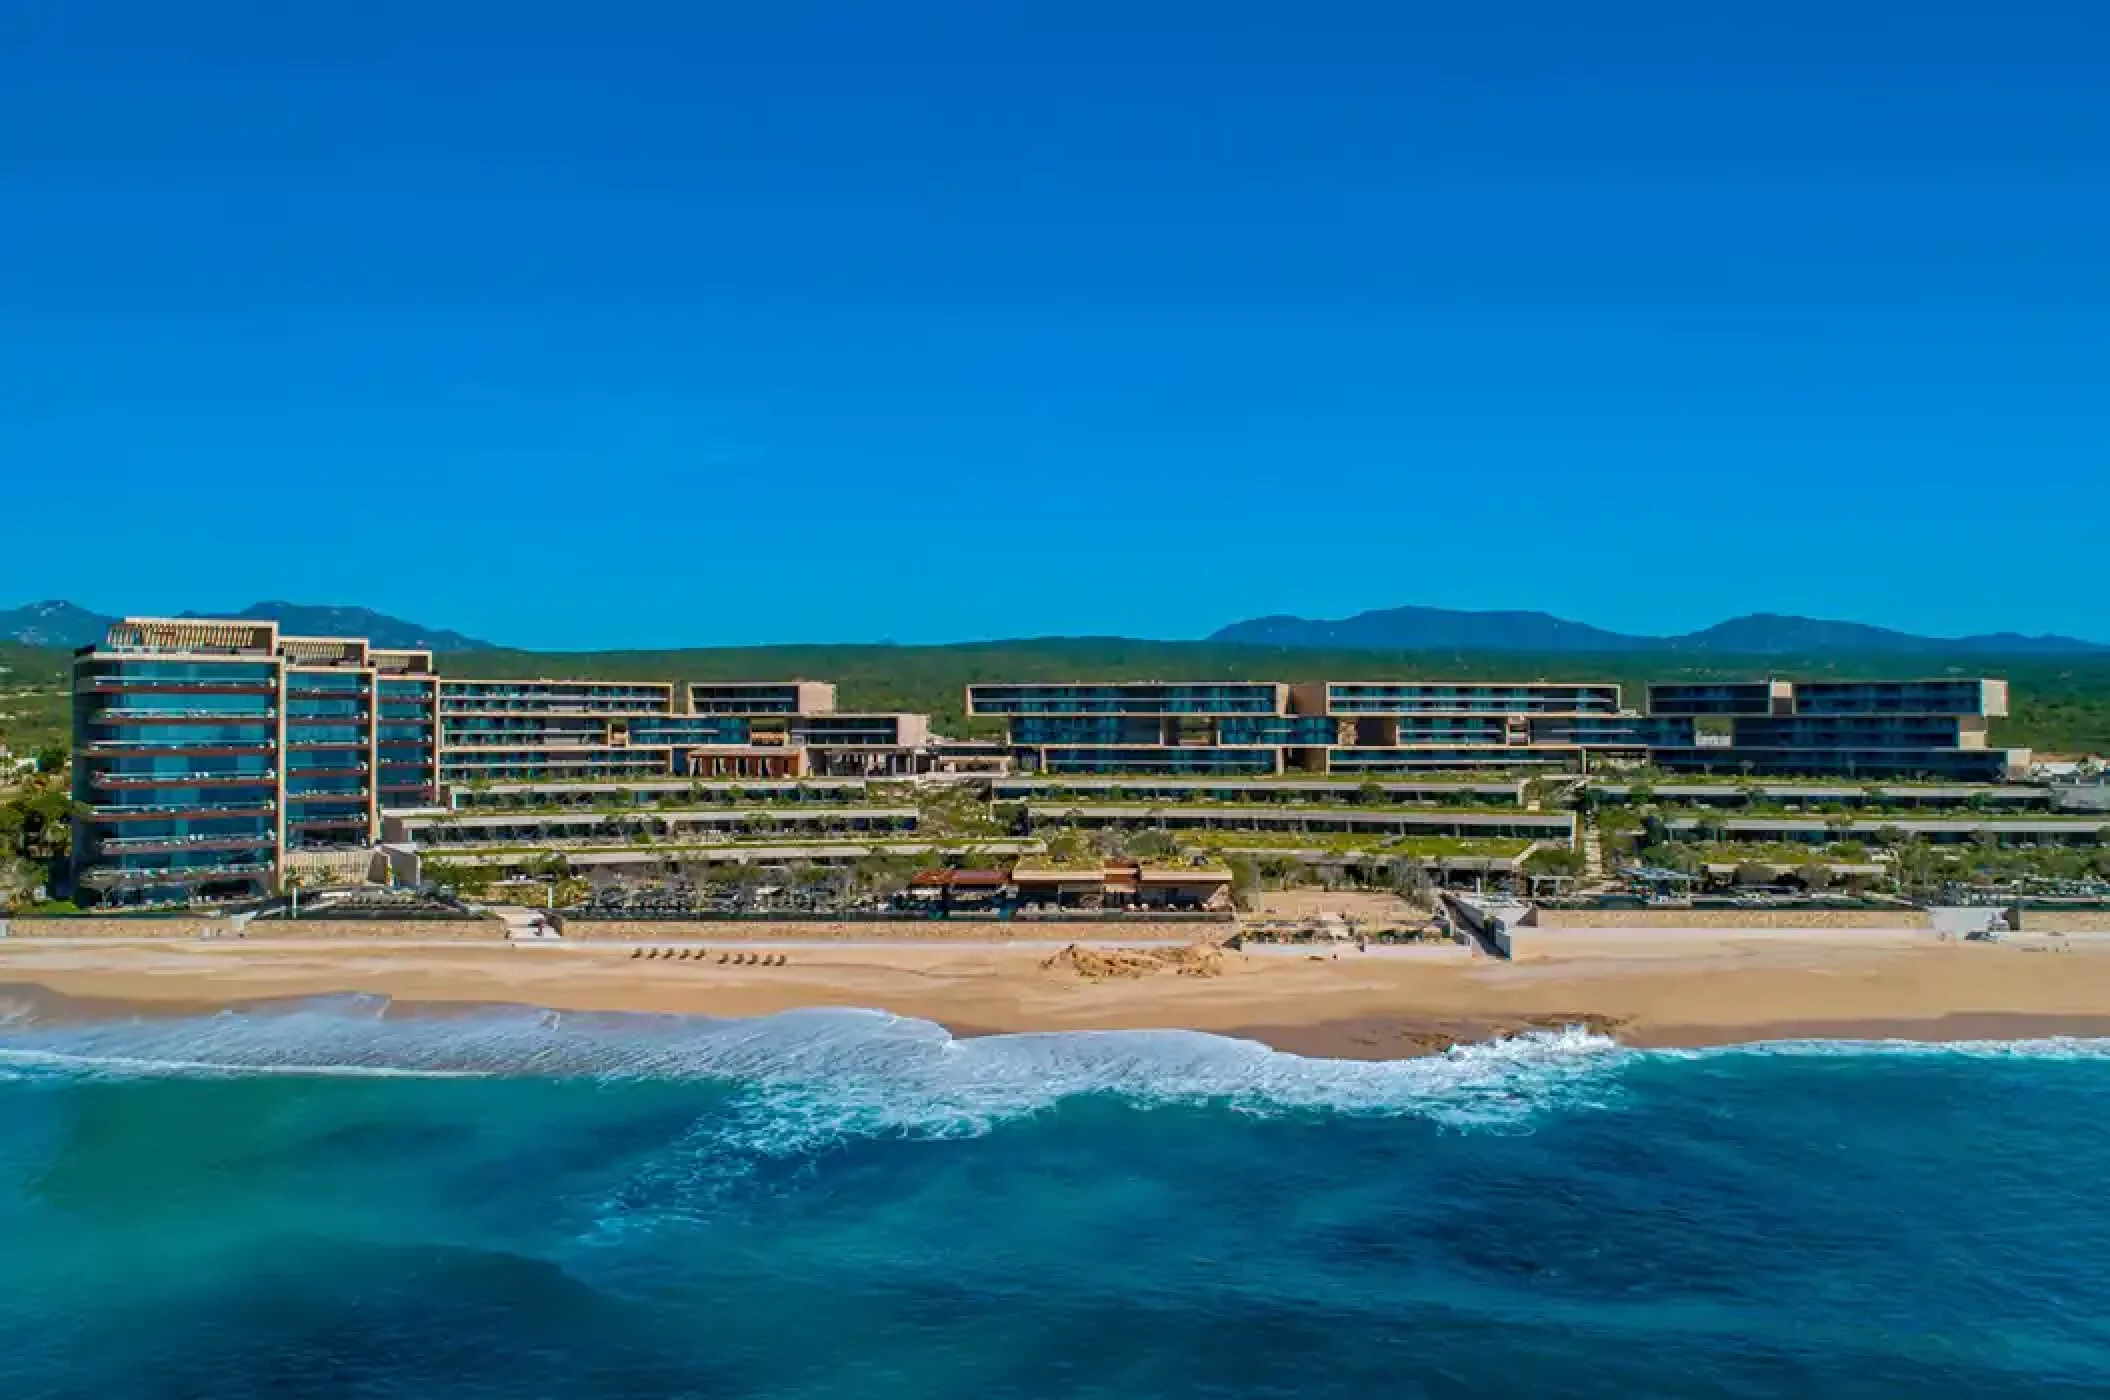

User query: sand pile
[1040,943,1228,980]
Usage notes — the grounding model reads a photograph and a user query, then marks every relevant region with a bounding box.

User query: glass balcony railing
[91,771,276,787]
[89,801,275,818]
[96,833,275,854]
[82,861,275,886]
[90,707,278,722]
[80,740,272,755]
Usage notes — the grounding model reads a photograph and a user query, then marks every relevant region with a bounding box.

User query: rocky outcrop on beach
[1040,943,1228,980]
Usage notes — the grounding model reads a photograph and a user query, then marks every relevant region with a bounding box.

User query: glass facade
[1326,684,1620,715]
[1644,683,1778,717]
[1643,679,2007,776]
[628,717,754,745]
[1029,746,1281,776]
[1327,748,1570,774]
[72,653,286,905]
[1790,681,1991,716]
[792,716,905,746]
[1732,717,1967,750]
[1010,717,1168,746]
[1214,716,1341,746]
[1530,715,1698,747]
[375,678,439,806]
[687,684,805,715]
[438,680,672,714]
[969,684,1281,716]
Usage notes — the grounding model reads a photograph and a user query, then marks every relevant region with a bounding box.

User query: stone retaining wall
[249,918,507,940]
[6,916,505,940]
[562,919,1229,942]
[1535,908,1931,930]
[2018,911,2110,935]
[8,917,223,939]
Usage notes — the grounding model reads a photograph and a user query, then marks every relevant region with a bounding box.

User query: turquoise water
[3,998,2109,1397]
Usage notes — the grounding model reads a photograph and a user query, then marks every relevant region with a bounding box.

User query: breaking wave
[0,996,1627,1132]
[5,997,2109,1142]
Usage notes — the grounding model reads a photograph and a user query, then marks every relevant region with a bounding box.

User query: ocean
[3,998,2108,1398]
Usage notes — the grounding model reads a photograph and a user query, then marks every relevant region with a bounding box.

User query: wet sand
[6,928,2110,1057]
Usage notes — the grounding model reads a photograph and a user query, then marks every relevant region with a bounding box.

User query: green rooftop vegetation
[1636,836,2110,888]
[1167,829,1535,860]
[1024,800,1551,820]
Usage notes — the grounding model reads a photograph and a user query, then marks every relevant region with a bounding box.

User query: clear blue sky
[3,1,2105,649]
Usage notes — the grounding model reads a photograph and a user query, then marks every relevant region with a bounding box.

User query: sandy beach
[6,926,2110,1057]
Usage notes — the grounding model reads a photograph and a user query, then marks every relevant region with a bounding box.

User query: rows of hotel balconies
[970,678,2025,780]
[64,616,2036,905]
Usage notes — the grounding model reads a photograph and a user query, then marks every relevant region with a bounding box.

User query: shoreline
[8,931,2110,1059]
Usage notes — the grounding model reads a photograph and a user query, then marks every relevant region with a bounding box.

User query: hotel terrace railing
[89,707,280,722]
[78,741,274,756]
[974,700,1280,716]
[82,679,278,693]
[90,772,277,787]
[437,700,672,715]
[95,834,277,854]
[87,802,277,818]
[80,862,275,886]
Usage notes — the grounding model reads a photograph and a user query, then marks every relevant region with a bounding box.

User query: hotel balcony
[89,707,279,723]
[78,741,274,758]
[87,802,276,820]
[79,861,275,888]
[93,834,277,856]
[82,678,277,695]
[89,771,277,789]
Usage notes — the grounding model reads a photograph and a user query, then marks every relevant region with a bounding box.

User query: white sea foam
[6,1000,2108,1147]
[1663,1035,2110,1062]
[0,998,1629,1131]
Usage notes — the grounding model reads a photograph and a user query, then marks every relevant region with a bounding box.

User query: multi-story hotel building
[968,680,1698,776]
[1641,678,2017,780]
[970,677,2026,781]
[68,613,2031,904]
[70,618,934,905]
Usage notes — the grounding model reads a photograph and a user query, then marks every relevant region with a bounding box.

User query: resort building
[69,617,941,905]
[970,677,2028,781]
[1642,678,2020,781]
[66,613,2033,906]
[72,618,290,907]
[974,680,1694,776]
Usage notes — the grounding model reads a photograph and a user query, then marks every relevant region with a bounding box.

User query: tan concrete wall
[6,916,505,940]
[9,917,222,939]
[561,919,1229,942]
[251,919,507,940]
[1536,908,1932,930]
[2018,911,2110,934]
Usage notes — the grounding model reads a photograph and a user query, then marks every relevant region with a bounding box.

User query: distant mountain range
[5,596,2103,658]
[1208,605,2110,656]
[0,601,493,652]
